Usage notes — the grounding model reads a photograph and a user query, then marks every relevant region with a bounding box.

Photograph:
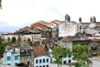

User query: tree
[52,44,72,67]
[73,43,90,67]
[0,36,2,44]
[11,37,16,43]
[0,0,2,9]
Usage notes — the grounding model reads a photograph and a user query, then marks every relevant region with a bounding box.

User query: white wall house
[34,56,50,67]
[2,33,41,43]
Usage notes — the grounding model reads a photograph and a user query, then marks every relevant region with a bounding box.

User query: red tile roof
[32,46,49,58]
[14,26,32,33]
[31,22,48,29]
[61,38,81,42]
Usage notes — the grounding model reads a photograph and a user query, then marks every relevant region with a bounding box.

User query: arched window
[8,37,10,41]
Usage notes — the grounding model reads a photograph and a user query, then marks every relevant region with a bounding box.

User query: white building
[32,46,50,67]
[59,14,77,37]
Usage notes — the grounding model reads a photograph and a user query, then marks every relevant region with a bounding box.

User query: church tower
[89,16,96,28]
[78,17,82,33]
[65,14,70,22]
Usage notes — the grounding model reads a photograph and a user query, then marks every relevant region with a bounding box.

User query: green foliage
[0,45,5,51]
[0,36,2,44]
[73,43,90,67]
[11,37,16,43]
[52,44,72,67]
[0,0,2,9]
[27,39,32,44]
[41,30,46,33]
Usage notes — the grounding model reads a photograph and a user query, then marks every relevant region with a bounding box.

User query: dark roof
[32,46,49,58]
[20,43,32,51]
[19,30,40,34]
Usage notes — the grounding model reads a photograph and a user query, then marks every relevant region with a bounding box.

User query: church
[78,16,100,36]
[59,14,77,37]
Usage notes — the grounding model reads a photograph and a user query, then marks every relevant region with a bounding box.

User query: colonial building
[3,44,20,66]
[60,35,100,57]
[78,16,100,36]
[3,43,34,67]
[59,14,77,37]
[2,26,41,44]
[32,45,50,67]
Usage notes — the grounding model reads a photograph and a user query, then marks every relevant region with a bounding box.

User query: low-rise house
[32,45,50,67]
[2,26,41,44]
[3,44,20,66]
[3,43,33,66]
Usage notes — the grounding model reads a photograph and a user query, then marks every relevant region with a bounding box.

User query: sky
[0,0,100,33]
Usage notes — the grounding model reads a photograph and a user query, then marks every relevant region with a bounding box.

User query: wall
[34,56,50,67]
[59,21,77,37]
[0,64,20,67]
[2,34,41,43]
[3,51,20,66]
[12,53,20,66]
[49,63,75,67]
[2,35,18,42]
[92,61,100,67]
[20,55,31,65]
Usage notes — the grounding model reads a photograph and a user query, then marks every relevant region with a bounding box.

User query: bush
[27,39,32,44]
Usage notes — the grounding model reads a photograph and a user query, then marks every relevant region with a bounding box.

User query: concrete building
[2,26,41,44]
[59,14,77,37]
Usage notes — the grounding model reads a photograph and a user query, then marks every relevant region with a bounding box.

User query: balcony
[91,46,97,50]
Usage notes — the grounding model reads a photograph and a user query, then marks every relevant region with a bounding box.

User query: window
[68,60,71,63]
[7,57,11,61]
[7,64,11,65]
[12,49,14,52]
[46,59,49,62]
[43,59,45,63]
[15,56,18,60]
[64,61,66,64]
[40,59,42,63]
[43,65,45,67]
[8,48,10,51]
[36,60,38,63]
[46,65,49,67]
[15,63,17,66]
[8,37,10,41]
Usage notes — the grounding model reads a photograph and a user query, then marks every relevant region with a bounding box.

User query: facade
[3,44,20,66]
[32,46,50,67]
[59,14,77,37]
[78,16,100,36]
[2,26,41,43]
[3,43,33,66]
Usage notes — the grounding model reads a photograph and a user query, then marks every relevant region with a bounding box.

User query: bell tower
[65,14,70,22]
[78,17,82,33]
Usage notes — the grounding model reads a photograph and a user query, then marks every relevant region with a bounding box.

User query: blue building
[3,44,20,66]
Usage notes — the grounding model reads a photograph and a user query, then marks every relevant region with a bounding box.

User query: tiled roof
[31,22,48,29]
[61,38,81,42]
[5,44,19,49]
[32,46,49,58]
[14,26,32,33]
[31,20,52,28]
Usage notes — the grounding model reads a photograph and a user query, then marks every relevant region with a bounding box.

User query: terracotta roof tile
[32,46,49,58]
[14,26,32,33]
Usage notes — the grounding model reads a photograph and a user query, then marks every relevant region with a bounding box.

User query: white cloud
[0,0,100,32]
